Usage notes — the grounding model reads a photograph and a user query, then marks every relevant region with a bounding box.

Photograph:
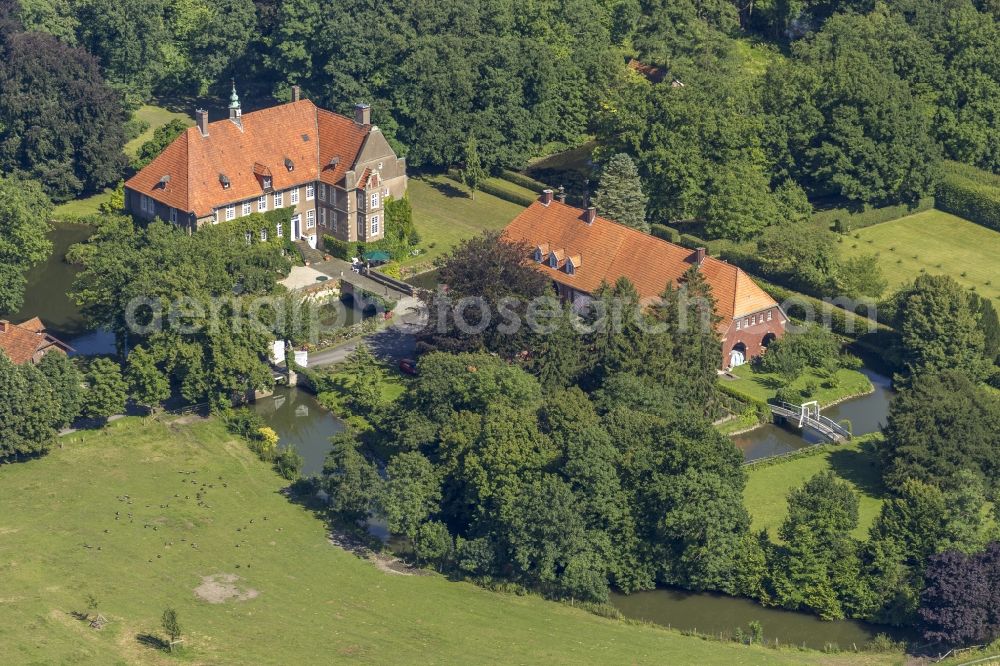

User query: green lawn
[405,175,526,269]
[744,437,885,540]
[839,209,1000,304]
[124,104,194,158]
[722,364,873,408]
[0,417,895,665]
[51,188,115,220]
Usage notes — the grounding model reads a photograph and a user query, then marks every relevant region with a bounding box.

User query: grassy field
[405,175,526,269]
[839,209,1000,303]
[0,417,901,665]
[124,104,194,158]
[744,437,885,540]
[722,364,873,408]
[52,188,116,220]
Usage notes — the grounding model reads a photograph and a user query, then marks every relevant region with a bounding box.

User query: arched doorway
[728,342,747,368]
[762,332,777,349]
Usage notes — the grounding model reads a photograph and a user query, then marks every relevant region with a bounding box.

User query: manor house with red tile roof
[125,86,406,249]
[503,191,787,368]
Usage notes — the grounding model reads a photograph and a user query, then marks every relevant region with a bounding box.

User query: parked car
[398,358,418,375]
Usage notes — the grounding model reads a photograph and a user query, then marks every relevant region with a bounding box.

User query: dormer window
[219,173,231,190]
[263,177,272,190]
[566,255,581,275]
[549,254,558,268]
[566,263,575,275]
[284,158,294,172]
[534,248,542,262]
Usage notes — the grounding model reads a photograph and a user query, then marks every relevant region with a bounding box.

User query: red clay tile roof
[126,100,371,217]
[503,200,778,331]
[0,319,72,365]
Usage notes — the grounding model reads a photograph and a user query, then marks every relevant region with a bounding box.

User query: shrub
[499,169,550,192]
[649,223,681,243]
[323,235,355,261]
[811,197,934,231]
[937,161,1000,232]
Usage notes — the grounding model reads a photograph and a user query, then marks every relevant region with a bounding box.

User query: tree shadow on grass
[757,375,786,390]
[827,441,884,498]
[136,633,169,652]
[428,179,470,199]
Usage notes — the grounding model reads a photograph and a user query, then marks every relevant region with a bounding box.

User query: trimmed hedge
[445,170,536,207]
[812,197,934,233]
[650,223,681,243]
[716,381,773,420]
[937,161,1000,233]
[323,235,354,260]
[499,169,550,193]
[752,276,892,339]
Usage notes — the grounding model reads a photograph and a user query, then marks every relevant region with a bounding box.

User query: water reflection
[734,368,894,462]
[251,386,346,476]
[4,222,116,355]
[611,588,902,650]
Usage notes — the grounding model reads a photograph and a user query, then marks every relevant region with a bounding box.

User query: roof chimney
[540,189,553,206]
[693,247,706,265]
[0,321,7,333]
[584,206,596,225]
[557,185,566,204]
[196,109,209,137]
[354,103,371,125]
[292,85,301,102]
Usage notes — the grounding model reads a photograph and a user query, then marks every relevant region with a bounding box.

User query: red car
[398,358,418,376]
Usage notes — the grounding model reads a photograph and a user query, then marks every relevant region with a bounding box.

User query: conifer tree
[593,153,649,232]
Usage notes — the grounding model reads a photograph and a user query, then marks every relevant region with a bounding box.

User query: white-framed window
[276,222,283,238]
[736,320,741,330]
[306,209,315,229]
[751,315,756,326]
[290,188,299,205]
[212,210,219,224]
[263,176,272,190]
[140,195,147,212]
[371,215,379,235]
[306,184,314,201]
[743,318,749,328]
[225,204,236,221]
[331,211,338,232]
[767,311,773,321]
[318,184,326,202]
[332,188,338,206]
[243,201,252,216]
[377,161,384,170]
[370,192,379,209]
[169,208,177,223]
[244,231,251,245]
[274,191,284,208]
[258,195,267,212]
[319,207,327,228]
[260,228,267,241]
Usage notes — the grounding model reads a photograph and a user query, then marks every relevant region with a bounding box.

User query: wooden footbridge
[770,400,851,443]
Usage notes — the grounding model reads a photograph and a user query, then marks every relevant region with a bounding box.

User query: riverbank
[0,415,898,665]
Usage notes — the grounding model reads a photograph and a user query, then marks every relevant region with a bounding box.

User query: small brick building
[0,318,72,365]
[503,192,787,368]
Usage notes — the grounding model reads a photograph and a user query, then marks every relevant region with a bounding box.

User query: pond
[251,385,346,477]
[3,222,116,356]
[733,368,894,462]
[610,588,902,650]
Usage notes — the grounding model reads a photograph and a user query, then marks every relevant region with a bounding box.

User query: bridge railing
[769,401,851,440]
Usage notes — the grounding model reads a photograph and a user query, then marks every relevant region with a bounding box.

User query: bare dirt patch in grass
[194,573,259,604]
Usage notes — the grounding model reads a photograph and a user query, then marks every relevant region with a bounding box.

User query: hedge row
[716,381,773,421]
[752,276,892,339]
[323,235,353,260]
[811,197,934,233]
[649,223,680,243]
[445,170,537,207]
[937,161,1000,233]
[499,169,550,193]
